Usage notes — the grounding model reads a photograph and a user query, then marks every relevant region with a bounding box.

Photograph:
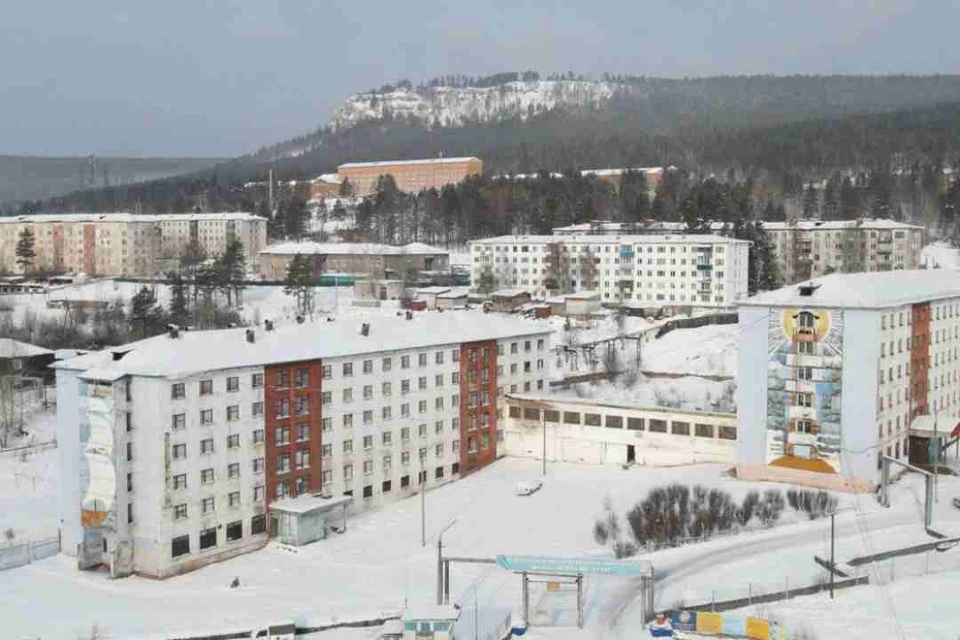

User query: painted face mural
[766,308,844,473]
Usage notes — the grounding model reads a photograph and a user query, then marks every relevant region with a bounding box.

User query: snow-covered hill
[330,80,623,130]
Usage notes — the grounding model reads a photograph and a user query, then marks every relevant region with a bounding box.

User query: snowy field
[4,448,960,639]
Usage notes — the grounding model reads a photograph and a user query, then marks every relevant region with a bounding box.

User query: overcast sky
[2,0,957,158]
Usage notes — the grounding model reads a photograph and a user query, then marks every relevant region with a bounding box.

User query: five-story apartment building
[55,314,550,578]
[469,234,750,309]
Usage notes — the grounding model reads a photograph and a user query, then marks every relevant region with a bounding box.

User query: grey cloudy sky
[1,0,956,158]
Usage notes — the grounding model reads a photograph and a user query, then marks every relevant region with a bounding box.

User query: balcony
[696,263,712,271]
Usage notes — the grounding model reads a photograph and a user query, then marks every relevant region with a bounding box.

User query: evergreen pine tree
[129,286,165,340]
[167,272,190,328]
[15,228,36,273]
[283,254,315,317]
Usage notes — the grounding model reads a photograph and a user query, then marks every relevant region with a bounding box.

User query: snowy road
[602,492,949,639]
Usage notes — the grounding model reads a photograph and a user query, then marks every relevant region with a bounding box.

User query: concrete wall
[736,306,770,466]
[55,368,83,556]
[840,309,881,483]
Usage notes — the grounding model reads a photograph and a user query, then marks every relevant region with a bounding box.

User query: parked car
[515,480,543,496]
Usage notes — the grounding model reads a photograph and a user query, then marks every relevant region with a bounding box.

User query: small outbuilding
[489,288,532,313]
[436,290,468,310]
[416,286,452,309]
[268,494,352,546]
[565,291,602,317]
[401,606,460,640]
[0,339,55,383]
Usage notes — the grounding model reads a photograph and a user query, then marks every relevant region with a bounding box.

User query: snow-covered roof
[310,173,343,185]
[436,291,467,299]
[338,157,480,169]
[269,494,352,515]
[0,212,265,224]
[401,605,460,622]
[741,270,960,310]
[581,167,666,177]
[761,219,924,232]
[566,291,601,300]
[492,288,530,298]
[470,234,749,246]
[0,339,52,358]
[416,286,451,294]
[56,314,551,379]
[260,242,448,257]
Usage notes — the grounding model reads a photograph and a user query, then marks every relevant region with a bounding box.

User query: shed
[416,286,451,309]
[401,606,460,640]
[565,291,601,316]
[268,494,352,546]
[545,296,567,316]
[489,288,532,313]
[436,290,468,310]
[0,339,55,383]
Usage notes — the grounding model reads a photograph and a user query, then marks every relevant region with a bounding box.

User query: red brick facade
[264,360,323,511]
[459,340,498,475]
[910,302,931,422]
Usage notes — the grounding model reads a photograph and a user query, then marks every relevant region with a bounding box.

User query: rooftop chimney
[360,322,370,337]
[798,283,819,297]
[246,329,255,344]
[264,319,274,332]
[405,311,413,320]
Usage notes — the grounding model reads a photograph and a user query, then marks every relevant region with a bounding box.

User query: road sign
[496,555,652,575]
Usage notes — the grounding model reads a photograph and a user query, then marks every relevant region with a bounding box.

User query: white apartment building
[737,270,960,492]
[469,235,750,308]
[55,313,550,578]
[0,212,267,277]
[763,219,924,284]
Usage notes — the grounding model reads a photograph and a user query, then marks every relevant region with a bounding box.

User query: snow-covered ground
[5,447,959,640]
[921,241,960,270]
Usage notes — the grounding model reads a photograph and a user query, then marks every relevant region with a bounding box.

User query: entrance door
[626,444,636,464]
[269,514,280,538]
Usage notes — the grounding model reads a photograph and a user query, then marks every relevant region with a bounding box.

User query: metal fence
[0,536,59,571]
[857,542,960,586]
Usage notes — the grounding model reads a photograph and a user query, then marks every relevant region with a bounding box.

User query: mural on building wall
[766,308,844,473]
[78,380,116,530]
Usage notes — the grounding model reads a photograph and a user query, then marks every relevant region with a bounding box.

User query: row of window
[171,464,262,489]
[171,515,266,559]
[171,435,262,460]
[171,373,264,399]
[509,405,737,439]
[330,463,462,497]
[173,490,251,520]
[325,437,460,459]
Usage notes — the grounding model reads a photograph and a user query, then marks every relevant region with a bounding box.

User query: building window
[174,503,188,520]
[343,464,354,480]
[797,367,813,381]
[584,413,601,427]
[229,491,241,507]
[322,417,332,432]
[200,380,213,396]
[563,412,581,425]
[277,454,291,473]
[401,427,410,441]
[172,443,187,460]
[276,398,290,418]
[382,431,392,445]
[322,469,333,485]
[401,475,410,488]
[275,370,290,388]
[435,351,444,365]
[401,451,410,465]
[200,438,214,454]
[695,423,714,438]
[296,395,310,416]
[201,497,215,514]
[227,434,240,449]
[363,359,373,374]
[718,426,737,440]
[796,420,813,433]
[201,468,215,485]
[452,349,460,362]
[341,363,353,378]
[226,376,239,392]
[228,462,240,478]
[382,407,392,420]
[226,405,240,421]
[173,473,187,490]
[401,355,411,369]
[363,460,373,476]
[435,443,444,456]
[296,368,311,387]
[275,425,290,445]
[252,429,264,444]
[796,393,814,408]
[252,457,264,474]
[295,450,310,469]
[251,373,263,388]
[251,514,266,535]
[343,413,354,428]
[252,401,264,417]
[322,365,332,379]
[171,534,190,558]
[671,421,690,436]
[171,383,185,399]
[435,466,444,479]
[296,423,310,442]
[226,521,242,542]
[649,419,667,433]
[275,482,290,499]
[382,382,392,396]
[200,409,214,425]
[382,357,392,372]
[254,484,264,501]
[172,413,186,431]
[199,527,217,550]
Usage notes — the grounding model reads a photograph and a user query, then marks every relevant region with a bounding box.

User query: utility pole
[934,412,939,502]
[830,511,835,599]
[420,460,426,548]
[542,413,547,477]
[435,520,457,605]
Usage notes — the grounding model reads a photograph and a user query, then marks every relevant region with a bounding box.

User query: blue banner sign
[496,555,651,575]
